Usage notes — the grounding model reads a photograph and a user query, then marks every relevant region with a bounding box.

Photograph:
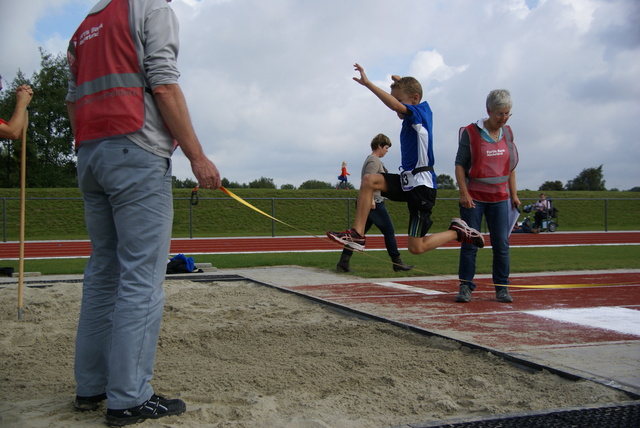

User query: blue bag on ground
[166,254,195,274]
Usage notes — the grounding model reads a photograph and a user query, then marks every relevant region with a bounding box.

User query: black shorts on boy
[380,173,435,238]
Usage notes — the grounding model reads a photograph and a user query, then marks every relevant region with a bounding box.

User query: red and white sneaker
[449,218,485,248]
[326,228,366,251]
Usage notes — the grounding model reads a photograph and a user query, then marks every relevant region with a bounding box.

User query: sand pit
[0,276,630,427]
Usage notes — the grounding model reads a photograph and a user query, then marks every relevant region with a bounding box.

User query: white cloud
[408,50,469,84]
[2,0,639,191]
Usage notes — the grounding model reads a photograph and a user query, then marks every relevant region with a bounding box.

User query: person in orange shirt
[338,161,350,189]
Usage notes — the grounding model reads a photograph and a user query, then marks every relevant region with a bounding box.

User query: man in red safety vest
[66,0,221,425]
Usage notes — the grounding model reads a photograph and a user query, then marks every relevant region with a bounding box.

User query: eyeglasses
[492,112,512,118]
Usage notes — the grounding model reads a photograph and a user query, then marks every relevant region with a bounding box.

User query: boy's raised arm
[353,63,408,116]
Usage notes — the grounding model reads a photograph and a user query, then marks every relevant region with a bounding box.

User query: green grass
[1,188,639,241]
[3,245,639,278]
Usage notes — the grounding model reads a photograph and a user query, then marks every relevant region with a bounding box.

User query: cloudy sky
[1,0,639,191]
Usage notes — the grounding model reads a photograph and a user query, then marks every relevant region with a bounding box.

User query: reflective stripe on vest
[464,124,518,202]
[68,0,144,146]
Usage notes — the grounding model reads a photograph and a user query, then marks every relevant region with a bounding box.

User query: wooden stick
[17,110,28,321]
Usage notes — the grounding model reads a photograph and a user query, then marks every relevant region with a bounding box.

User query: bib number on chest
[400,171,416,191]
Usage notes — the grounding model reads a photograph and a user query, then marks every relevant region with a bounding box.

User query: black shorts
[380,173,436,237]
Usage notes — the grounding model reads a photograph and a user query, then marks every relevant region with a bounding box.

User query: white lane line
[374,282,446,295]
[525,307,640,336]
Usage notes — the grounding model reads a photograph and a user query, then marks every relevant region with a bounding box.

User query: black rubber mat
[409,401,640,428]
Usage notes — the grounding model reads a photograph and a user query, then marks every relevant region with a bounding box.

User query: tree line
[177,169,636,192]
[1,50,637,192]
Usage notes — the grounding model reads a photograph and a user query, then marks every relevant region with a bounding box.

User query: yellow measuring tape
[209,187,635,290]
[220,186,321,235]
[500,283,633,289]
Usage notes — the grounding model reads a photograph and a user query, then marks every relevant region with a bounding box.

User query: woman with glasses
[454,89,520,303]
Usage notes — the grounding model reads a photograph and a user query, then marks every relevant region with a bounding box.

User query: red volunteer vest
[463,124,518,202]
[68,0,144,146]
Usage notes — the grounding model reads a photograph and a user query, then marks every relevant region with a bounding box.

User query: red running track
[0,231,639,259]
[281,271,640,351]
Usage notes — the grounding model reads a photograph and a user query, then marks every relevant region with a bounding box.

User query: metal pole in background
[2,198,6,242]
[271,198,276,237]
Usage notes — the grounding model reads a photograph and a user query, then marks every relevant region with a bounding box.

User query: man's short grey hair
[486,89,512,111]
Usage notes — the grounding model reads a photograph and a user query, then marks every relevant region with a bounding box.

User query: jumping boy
[327,63,484,254]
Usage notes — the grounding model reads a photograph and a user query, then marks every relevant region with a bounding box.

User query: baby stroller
[521,200,559,232]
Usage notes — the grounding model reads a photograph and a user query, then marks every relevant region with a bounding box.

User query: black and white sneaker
[75,393,107,411]
[449,218,485,248]
[106,394,186,426]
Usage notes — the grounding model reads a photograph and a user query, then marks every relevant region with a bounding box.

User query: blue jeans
[342,201,400,258]
[458,199,510,290]
[75,138,173,409]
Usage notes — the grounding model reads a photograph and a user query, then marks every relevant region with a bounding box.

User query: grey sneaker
[326,228,366,251]
[455,283,473,303]
[449,218,485,248]
[496,287,513,303]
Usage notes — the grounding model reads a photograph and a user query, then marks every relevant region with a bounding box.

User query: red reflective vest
[463,124,518,202]
[68,0,144,146]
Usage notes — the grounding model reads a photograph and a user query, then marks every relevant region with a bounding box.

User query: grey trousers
[75,138,173,409]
